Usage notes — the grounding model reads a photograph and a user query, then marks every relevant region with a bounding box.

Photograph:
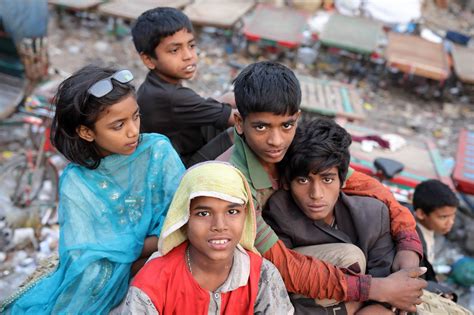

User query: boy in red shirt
[121,162,293,314]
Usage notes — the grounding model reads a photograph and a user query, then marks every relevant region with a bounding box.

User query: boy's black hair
[131,7,194,58]
[50,64,136,170]
[413,179,459,215]
[281,118,352,187]
[233,61,301,119]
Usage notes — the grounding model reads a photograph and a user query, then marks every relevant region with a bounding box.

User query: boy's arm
[257,215,427,311]
[171,86,233,128]
[342,170,422,269]
[262,238,365,301]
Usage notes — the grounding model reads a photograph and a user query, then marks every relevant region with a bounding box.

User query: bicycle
[0,96,66,226]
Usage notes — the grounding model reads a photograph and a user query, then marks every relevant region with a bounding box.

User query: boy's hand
[369,267,427,313]
[392,250,420,271]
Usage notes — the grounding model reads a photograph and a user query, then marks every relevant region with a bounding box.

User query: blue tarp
[0,0,48,43]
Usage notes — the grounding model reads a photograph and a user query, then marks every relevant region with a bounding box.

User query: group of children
[1,6,461,315]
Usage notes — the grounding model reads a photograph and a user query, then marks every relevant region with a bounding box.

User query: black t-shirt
[137,71,232,157]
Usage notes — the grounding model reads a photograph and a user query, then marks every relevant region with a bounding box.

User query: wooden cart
[184,0,255,29]
[386,32,450,82]
[98,0,190,22]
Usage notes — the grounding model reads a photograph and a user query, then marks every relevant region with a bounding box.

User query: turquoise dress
[2,133,185,314]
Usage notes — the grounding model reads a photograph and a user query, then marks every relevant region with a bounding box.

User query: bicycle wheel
[0,153,58,222]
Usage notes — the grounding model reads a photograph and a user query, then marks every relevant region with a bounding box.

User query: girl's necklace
[186,246,192,274]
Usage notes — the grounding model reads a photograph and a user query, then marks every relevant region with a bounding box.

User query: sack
[416,289,472,315]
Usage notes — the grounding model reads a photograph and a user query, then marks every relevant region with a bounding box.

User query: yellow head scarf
[158,161,258,256]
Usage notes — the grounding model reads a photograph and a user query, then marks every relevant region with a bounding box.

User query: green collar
[230,130,273,190]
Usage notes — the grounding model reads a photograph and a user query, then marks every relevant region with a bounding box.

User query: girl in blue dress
[1,65,185,314]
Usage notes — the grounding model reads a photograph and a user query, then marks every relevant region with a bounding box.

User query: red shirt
[132,242,263,314]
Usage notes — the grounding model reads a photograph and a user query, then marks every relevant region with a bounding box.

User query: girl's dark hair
[233,61,301,119]
[50,65,135,169]
[280,118,352,187]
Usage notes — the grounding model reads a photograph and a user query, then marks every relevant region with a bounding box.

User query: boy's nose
[447,216,455,227]
[211,215,227,232]
[182,47,194,60]
[309,183,323,200]
[267,130,283,147]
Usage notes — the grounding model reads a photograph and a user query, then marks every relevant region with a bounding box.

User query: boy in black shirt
[132,7,237,167]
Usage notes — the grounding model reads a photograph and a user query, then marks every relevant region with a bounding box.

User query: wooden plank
[331,84,342,113]
[98,0,190,21]
[315,80,327,111]
[349,89,363,115]
[184,1,255,29]
[298,75,366,121]
[386,32,450,81]
[451,45,474,84]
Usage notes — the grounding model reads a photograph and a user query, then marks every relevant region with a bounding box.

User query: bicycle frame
[0,97,63,224]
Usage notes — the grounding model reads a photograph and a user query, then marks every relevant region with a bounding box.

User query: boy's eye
[297,177,309,184]
[282,122,295,130]
[133,112,141,120]
[170,48,179,54]
[196,210,210,217]
[228,209,240,215]
[322,177,334,184]
[189,43,196,49]
[255,125,266,131]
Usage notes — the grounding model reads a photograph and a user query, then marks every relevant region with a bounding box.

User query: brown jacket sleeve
[342,170,422,256]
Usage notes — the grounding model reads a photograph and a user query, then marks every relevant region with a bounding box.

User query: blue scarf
[5,133,185,314]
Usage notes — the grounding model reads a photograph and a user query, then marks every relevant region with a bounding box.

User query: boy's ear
[139,53,156,70]
[414,208,426,221]
[234,112,244,135]
[76,125,95,142]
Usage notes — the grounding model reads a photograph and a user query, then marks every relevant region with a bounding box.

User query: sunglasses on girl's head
[88,69,134,98]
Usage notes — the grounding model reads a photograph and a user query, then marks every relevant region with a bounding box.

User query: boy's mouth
[307,203,327,212]
[184,64,196,73]
[208,238,231,250]
[265,148,285,158]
